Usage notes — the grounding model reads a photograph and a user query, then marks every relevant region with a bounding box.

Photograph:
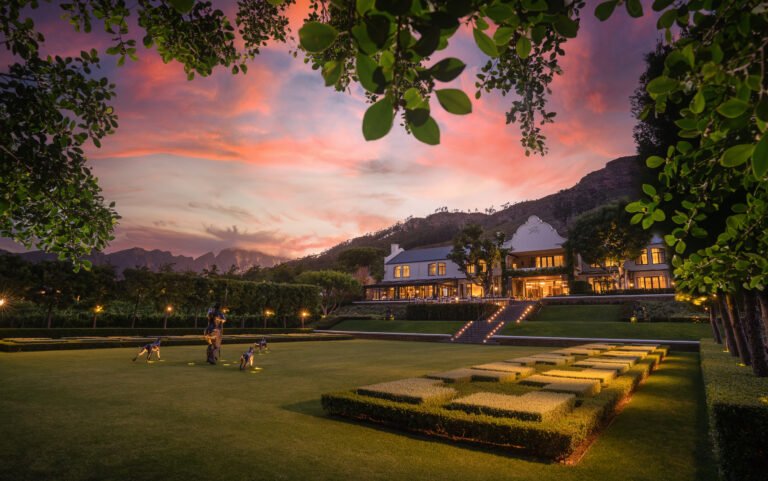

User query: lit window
[536,256,564,268]
[651,248,666,264]
[479,260,487,272]
[402,265,410,278]
[636,250,649,265]
[637,276,667,289]
[467,264,476,274]
[604,258,618,267]
[394,266,402,278]
[428,263,437,276]
[437,262,446,275]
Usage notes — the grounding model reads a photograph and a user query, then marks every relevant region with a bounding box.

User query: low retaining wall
[493,334,699,351]
[322,330,451,343]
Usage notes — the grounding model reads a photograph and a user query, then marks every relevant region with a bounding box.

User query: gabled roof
[503,215,566,253]
[386,245,453,265]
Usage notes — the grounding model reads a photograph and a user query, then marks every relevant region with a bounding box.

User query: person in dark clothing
[205,303,227,364]
[133,338,161,362]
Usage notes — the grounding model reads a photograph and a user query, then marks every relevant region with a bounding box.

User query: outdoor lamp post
[92,305,104,328]
[300,310,309,329]
[264,309,274,329]
[163,305,173,329]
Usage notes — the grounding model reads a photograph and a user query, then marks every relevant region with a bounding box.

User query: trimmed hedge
[700,339,768,481]
[404,303,497,321]
[447,391,575,422]
[322,357,657,460]
[0,327,312,339]
[357,378,456,405]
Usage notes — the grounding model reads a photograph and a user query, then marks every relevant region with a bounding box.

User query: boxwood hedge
[700,339,768,481]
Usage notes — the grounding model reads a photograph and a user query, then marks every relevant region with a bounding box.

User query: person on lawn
[258,336,268,354]
[240,345,256,370]
[132,338,161,362]
[205,303,227,365]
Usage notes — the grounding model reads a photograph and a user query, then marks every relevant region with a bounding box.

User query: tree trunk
[92,313,97,329]
[46,302,53,329]
[743,291,768,376]
[757,290,768,346]
[131,296,139,329]
[709,301,723,344]
[718,296,739,358]
[725,293,751,365]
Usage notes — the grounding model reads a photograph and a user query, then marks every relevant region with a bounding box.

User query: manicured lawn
[0,340,716,481]
[332,319,464,334]
[501,320,711,340]
[532,305,627,322]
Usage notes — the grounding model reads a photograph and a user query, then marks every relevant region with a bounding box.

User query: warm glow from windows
[394,266,401,278]
[428,263,437,276]
[637,276,667,289]
[438,262,446,275]
[651,248,666,264]
[536,255,564,268]
[402,265,410,277]
[636,249,649,265]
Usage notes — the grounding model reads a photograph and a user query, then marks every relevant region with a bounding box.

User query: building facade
[363,215,671,301]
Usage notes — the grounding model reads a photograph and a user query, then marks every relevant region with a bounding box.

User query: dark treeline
[0,254,320,329]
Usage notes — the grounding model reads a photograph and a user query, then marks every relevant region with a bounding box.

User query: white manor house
[363,215,671,301]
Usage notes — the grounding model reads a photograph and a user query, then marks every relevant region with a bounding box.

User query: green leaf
[515,36,531,59]
[473,28,499,57]
[625,0,643,18]
[435,89,472,115]
[321,60,342,87]
[646,155,665,168]
[652,209,666,222]
[642,184,657,196]
[642,216,654,230]
[690,90,705,114]
[657,9,677,28]
[752,134,768,178]
[625,201,644,213]
[428,57,466,82]
[410,116,440,145]
[594,1,618,21]
[716,98,749,118]
[403,88,423,110]
[375,0,411,16]
[299,22,338,53]
[664,234,676,246]
[720,144,755,167]
[356,0,375,15]
[652,0,675,11]
[675,240,686,254]
[493,27,515,46]
[631,213,643,224]
[0,198,9,216]
[356,54,386,94]
[553,16,579,38]
[485,3,514,23]
[362,98,394,141]
[756,97,768,122]
[169,0,195,14]
[646,76,678,95]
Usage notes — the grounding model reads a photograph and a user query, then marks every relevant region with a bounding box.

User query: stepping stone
[541,379,601,397]
[543,368,617,385]
[550,348,603,356]
[573,360,630,374]
[506,356,569,366]
[357,378,456,404]
[530,353,576,364]
[472,363,535,379]
[447,391,575,422]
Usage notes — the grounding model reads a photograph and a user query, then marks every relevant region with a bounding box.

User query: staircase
[451,301,536,344]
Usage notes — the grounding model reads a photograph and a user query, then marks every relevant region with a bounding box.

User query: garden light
[0,298,5,308]
[166,305,173,313]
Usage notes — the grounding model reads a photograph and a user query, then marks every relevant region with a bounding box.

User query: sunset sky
[1,1,662,259]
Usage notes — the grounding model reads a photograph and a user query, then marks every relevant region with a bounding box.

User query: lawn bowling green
[323,342,670,460]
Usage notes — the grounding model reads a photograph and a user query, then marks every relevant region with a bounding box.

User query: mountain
[282,155,645,271]
[11,247,286,274]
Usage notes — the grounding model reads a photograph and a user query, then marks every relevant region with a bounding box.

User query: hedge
[0,327,312,339]
[700,339,768,481]
[404,303,497,321]
[447,391,576,422]
[323,357,657,460]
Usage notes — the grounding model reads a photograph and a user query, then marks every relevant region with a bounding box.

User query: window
[428,263,437,276]
[467,264,476,274]
[636,249,649,265]
[536,255,564,268]
[651,248,666,264]
[636,276,667,289]
[479,260,487,272]
[437,262,446,275]
[394,266,402,278]
[402,265,410,277]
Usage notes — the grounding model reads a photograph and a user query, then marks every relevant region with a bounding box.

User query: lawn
[0,340,716,481]
[531,305,627,322]
[500,321,712,340]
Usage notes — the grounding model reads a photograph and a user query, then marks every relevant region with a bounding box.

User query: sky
[1,1,662,260]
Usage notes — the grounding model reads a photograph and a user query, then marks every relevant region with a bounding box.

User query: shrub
[521,375,602,397]
[471,363,535,378]
[572,361,630,374]
[541,380,601,398]
[425,368,477,383]
[404,303,497,321]
[357,378,456,405]
[542,369,617,386]
[700,340,768,481]
[551,347,602,356]
[531,354,576,363]
[447,391,575,422]
[507,356,569,366]
[467,370,519,383]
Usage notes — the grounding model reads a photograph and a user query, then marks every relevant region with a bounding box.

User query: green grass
[501,320,711,340]
[332,319,464,334]
[532,305,627,322]
[0,340,716,481]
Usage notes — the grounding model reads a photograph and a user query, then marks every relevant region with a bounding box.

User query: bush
[0,327,311,339]
[404,303,497,321]
[357,378,456,405]
[323,355,658,460]
[700,340,768,481]
[569,280,593,295]
[447,391,576,422]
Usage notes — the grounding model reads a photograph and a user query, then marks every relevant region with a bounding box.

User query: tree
[448,224,507,297]
[122,267,154,328]
[337,247,385,282]
[565,202,651,290]
[294,270,360,317]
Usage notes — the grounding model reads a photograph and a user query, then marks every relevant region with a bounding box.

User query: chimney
[384,243,404,264]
